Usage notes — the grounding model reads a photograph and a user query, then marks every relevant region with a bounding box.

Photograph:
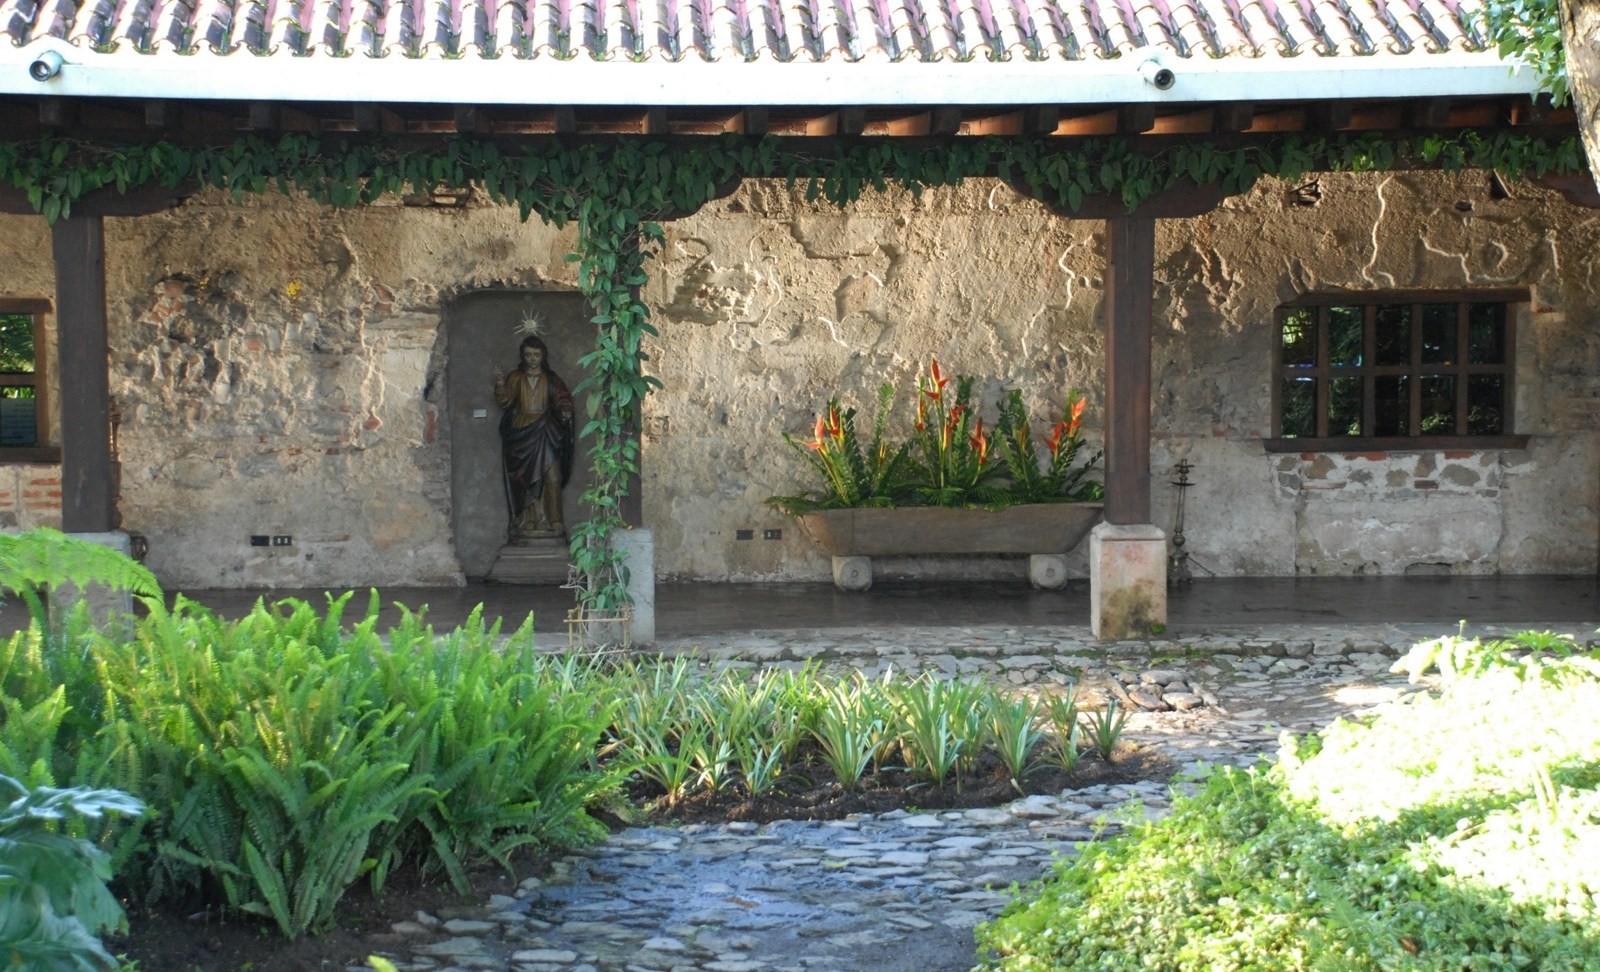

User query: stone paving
[359,620,1592,972]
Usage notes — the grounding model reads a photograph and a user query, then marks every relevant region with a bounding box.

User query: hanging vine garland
[0,130,1584,608]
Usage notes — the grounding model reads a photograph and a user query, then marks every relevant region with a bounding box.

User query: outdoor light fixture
[1138,56,1175,90]
[28,50,64,82]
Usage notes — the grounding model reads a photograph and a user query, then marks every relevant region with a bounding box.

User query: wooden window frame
[1264,289,1530,453]
[0,298,60,464]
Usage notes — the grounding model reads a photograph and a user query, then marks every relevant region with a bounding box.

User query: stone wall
[0,168,1595,588]
[649,171,1600,581]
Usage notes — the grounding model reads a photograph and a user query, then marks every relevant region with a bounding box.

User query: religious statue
[492,335,574,541]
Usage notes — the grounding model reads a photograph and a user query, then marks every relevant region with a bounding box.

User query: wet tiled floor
[149,574,1600,639]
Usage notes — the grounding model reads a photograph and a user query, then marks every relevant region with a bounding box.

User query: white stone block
[1089,522,1167,640]
[1028,554,1069,590]
[831,555,872,591]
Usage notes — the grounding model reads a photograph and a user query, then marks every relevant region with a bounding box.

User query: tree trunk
[1563,0,1600,177]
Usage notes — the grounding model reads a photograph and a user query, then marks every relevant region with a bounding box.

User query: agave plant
[811,681,887,790]
[1083,699,1130,760]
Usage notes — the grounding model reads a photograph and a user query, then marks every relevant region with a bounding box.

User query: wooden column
[51,216,115,533]
[1103,216,1155,525]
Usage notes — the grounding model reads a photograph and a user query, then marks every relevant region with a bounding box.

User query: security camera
[29,50,64,82]
[1138,57,1175,91]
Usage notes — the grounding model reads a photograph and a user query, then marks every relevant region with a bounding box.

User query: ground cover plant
[977,630,1600,971]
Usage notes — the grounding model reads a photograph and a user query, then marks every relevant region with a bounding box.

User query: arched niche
[446,289,595,581]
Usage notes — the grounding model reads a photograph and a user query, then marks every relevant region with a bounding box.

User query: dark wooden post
[51,215,115,533]
[1104,216,1155,526]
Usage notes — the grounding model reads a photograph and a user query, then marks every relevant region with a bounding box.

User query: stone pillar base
[57,531,137,633]
[831,556,873,592]
[611,528,655,645]
[1028,554,1070,590]
[1089,523,1167,640]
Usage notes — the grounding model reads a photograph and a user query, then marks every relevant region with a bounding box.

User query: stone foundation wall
[0,169,1594,588]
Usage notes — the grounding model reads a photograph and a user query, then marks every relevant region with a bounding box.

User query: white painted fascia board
[1,37,1542,107]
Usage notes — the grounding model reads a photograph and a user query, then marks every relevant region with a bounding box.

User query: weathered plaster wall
[2,193,583,588]
[1,167,1595,588]
[640,181,1107,582]
[1146,171,1600,576]
[647,172,1600,581]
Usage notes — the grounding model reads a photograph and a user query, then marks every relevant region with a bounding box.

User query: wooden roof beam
[38,97,76,128]
[1118,104,1155,134]
[1053,109,1119,135]
[1213,102,1254,133]
[1246,107,1308,132]
[1405,98,1452,129]
[354,105,407,132]
[1309,102,1353,131]
[879,108,960,136]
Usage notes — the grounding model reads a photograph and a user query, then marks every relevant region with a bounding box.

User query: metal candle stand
[1169,460,1213,584]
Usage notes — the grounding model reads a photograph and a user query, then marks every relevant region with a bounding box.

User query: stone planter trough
[795,502,1104,591]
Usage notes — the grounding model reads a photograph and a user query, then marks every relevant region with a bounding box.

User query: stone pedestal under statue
[486,537,570,585]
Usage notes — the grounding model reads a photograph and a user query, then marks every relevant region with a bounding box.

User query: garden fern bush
[978,630,1600,971]
[0,585,619,940]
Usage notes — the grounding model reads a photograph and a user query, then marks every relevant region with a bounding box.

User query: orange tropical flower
[922,359,949,400]
[969,418,989,465]
[1047,419,1070,457]
[824,404,844,441]
[1068,395,1086,435]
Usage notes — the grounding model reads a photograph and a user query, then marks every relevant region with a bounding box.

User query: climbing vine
[0,130,1583,609]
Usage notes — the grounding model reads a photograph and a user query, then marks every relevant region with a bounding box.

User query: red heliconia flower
[1047,419,1069,458]
[809,415,828,450]
[916,395,927,428]
[824,404,844,441]
[922,359,949,401]
[1068,395,1087,435]
[969,419,989,465]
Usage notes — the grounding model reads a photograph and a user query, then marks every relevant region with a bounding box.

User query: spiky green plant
[1047,690,1086,772]
[1083,699,1130,760]
[812,681,887,790]
[768,384,912,513]
[985,694,1048,792]
[891,676,989,791]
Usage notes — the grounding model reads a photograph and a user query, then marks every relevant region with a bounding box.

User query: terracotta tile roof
[0,0,1492,63]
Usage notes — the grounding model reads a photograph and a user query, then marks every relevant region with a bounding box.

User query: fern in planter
[0,774,144,971]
